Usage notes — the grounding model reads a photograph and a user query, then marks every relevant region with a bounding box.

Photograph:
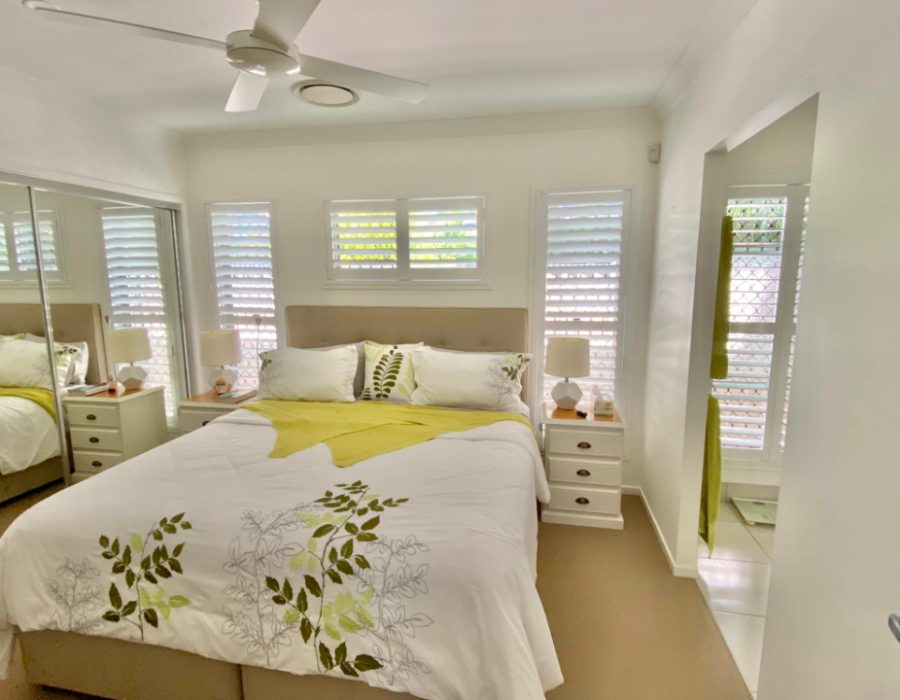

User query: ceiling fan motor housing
[225,29,300,77]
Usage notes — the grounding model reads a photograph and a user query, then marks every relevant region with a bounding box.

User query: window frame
[204,200,280,388]
[720,184,809,468]
[0,207,68,286]
[530,188,633,415]
[324,195,487,285]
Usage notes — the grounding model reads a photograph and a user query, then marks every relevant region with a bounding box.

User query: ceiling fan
[21,0,429,112]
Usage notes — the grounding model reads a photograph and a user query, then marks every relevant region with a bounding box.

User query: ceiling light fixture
[292,80,358,107]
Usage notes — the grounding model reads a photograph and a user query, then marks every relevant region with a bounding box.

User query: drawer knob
[577,441,592,449]
[201,420,210,427]
[86,413,97,421]
[89,437,100,444]
[92,460,102,468]
[576,469,591,477]
[575,497,590,505]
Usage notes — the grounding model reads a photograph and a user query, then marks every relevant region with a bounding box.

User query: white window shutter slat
[208,202,278,388]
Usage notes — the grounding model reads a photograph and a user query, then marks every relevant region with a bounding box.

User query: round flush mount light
[292,80,359,107]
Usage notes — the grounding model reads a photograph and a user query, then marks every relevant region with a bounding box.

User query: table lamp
[107,327,152,390]
[201,329,241,395]
[545,336,590,410]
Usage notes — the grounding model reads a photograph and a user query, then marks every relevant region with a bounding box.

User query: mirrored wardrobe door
[35,187,186,485]
[0,181,69,495]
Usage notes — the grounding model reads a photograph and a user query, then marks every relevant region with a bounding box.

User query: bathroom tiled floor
[697,502,775,698]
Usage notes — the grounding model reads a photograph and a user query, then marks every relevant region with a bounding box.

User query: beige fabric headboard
[284,305,530,398]
[284,306,529,353]
[0,303,108,384]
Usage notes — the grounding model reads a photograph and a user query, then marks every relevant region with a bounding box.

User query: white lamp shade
[200,330,242,367]
[545,337,590,378]
[107,327,151,363]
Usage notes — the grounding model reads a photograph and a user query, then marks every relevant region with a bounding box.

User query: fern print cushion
[360,341,422,402]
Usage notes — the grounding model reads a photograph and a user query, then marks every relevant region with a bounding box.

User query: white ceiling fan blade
[225,71,269,113]
[297,54,429,104]
[253,0,321,50]
[26,5,225,51]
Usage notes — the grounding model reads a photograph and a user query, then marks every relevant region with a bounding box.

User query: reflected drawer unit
[541,402,626,529]
[63,386,167,482]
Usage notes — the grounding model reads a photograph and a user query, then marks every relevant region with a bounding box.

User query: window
[101,207,178,416]
[539,190,629,401]
[713,186,809,460]
[208,202,277,388]
[327,196,484,281]
[0,209,64,282]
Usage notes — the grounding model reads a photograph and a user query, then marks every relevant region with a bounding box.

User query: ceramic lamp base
[551,379,583,410]
[117,364,147,391]
[206,365,239,395]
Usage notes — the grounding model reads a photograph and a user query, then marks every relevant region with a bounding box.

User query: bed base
[20,630,418,700]
[0,458,62,505]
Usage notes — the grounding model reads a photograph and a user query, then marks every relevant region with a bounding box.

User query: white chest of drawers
[541,402,626,529]
[63,386,167,483]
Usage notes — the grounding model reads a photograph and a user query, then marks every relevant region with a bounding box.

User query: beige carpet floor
[0,486,749,699]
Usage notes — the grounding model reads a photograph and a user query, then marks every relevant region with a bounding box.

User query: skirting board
[624,485,697,579]
[542,511,624,529]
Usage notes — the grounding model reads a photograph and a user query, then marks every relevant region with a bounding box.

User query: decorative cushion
[25,334,88,385]
[360,341,422,402]
[258,345,357,402]
[410,347,531,415]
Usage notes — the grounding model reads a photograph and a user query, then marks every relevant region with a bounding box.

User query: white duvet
[0,409,562,699]
[0,396,59,475]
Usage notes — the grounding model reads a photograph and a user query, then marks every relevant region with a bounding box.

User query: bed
[2,306,562,700]
[0,304,107,502]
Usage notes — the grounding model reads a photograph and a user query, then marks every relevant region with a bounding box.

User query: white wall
[643,0,900,695]
[183,107,660,485]
[0,68,184,201]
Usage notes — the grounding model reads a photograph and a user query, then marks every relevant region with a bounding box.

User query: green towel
[699,216,733,551]
[0,387,55,419]
[245,400,531,466]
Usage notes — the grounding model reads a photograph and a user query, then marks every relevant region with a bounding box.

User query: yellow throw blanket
[245,400,532,466]
[0,387,55,419]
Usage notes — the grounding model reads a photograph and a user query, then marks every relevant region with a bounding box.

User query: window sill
[322,280,491,292]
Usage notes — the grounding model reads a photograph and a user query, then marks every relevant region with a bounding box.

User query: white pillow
[258,346,357,402]
[410,347,531,415]
[25,334,89,385]
[0,337,54,390]
[360,341,422,403]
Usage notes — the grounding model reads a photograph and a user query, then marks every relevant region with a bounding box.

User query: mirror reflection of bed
[0,303,107,501]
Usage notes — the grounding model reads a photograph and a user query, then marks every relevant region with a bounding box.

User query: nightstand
[178,390,255,433]
[63,386,167,483]
[541,401,626,529]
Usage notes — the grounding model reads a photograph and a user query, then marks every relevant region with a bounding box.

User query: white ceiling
[0,0,744,132]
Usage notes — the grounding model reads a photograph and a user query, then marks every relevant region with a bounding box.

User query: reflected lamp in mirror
[201,330,241,395]
[545,336,590,410]
[107,327,152,391]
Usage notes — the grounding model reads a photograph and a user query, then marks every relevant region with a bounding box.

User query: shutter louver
[543,191,627,399]
[101,208,176,415]
[209,202,277,388]
[408,198,481,270]
[329,202,398,272]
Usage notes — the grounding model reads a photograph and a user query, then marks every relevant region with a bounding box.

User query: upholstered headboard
[284,306,529,353]
[0,303,108,384]
[284,305,531,398]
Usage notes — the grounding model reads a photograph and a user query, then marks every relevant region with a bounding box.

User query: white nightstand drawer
[73,451,125,474]
[70,427,122,452]
[548,455,621,487]
[547,427,623,459]
[66,404,120,429]
[178,410,226,433]
[549,484,621,515]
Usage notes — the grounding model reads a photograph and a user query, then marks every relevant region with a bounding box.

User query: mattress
[0,396,59,475]
[0,407,562,699]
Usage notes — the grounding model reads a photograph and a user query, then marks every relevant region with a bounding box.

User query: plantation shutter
[408,197,482,272]
[0,222,8,272]
[542,191,628,399]
[101,207,176,414]
[329,201,399,273]
[12,211,60,274]
[208,202,277,387]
